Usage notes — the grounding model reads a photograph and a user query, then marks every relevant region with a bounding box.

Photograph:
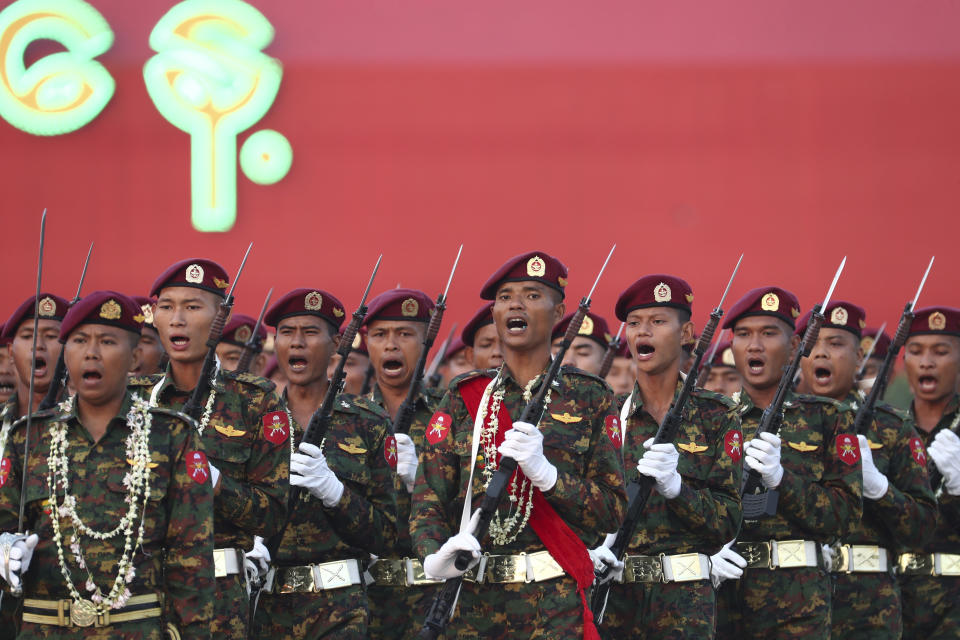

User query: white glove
[209,462,221,489]
[290,442,345,507]
[709,540,746,588]
[857,435,889,500]
[636,438,682,499]
[929,429,960,496]
[1,533,38,591]
[744,432,784,489]
[395,433,418,494]
[498,421,557,492]
[245,535,271,575]
[422,510,482,580]
[590,533,624,585]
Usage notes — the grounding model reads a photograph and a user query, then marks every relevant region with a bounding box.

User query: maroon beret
[614,340,631,359]
[860,327,891,359]
[59,291,142,341]
[709,340,737,369]
[265,288,346,332]
[343,326,369,355]
[130,295,157,330]
[723,286,801,330]
[461,304,494,347]
[909,306,960,338]
[795,300,866,339]
[616,274,694,321]
[445,336,467,360]
[551,310,611,349]
[363,289,435,325]
[479,251,568,301]
[220,313,267,347]
[0,324,8,347]
[263,354,279,378]
[150,258,230,298]
[2,293,70,339]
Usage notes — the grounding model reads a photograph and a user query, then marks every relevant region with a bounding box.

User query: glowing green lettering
[144,0,284,232]
[0,0,114,136]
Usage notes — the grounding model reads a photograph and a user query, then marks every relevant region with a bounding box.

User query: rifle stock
[597,323,624,379]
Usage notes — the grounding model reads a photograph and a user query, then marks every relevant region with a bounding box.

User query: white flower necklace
[149,375,215,436]
[478,373,550,546]
[47,395,153,612]
[0,403,14,463]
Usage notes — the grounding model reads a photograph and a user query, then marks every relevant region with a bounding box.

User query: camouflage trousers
[211,573,249,640]
[367,583,439,640]
[716,567,831,639]
[900,575,960,639]
[0,592,19,640]
[597,580,715,639]
[252,585,367,639]
[830,572,901,639]
[448,576,584,640]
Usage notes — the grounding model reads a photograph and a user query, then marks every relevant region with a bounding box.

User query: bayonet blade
[73,242,94,303]
[859,321,887,374]
[613,321,625,341]
[586,244,616,302]
[716,254,743,311]
[359,255,383,308]
[706,328,727,363]
[820,256,847,311]
[910,256,935,311]
[252,288,273,332]
[440,244,463,303]
[226,243,253,300]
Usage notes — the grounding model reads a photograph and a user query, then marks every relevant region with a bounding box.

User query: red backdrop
[2,0,959,343]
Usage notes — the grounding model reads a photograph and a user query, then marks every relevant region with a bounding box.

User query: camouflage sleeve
[0,426,22,547]
[411,389,463,560]
[215,386,289,537]
[776,402,863,538]
[322,403,398,556]
[870,413,937,546]
[938,493,960,530]
[163,421,215,640]
[543,381,627,542]
[665,400,743,549]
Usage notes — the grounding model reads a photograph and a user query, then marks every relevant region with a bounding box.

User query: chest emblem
[605,415,622,448]
[186,450,211,484]
[262,412,290,445]
[788,441,819,452]
[384,435,398,469]
[551,412,582,424]
[909,437,927,467]
[836,433,861,466]
[724,430,743,462]
[0,458,9,488]
[215,424,246,438]
[678,441,708,454]
[426,412,451,445]
[338,442,367,455]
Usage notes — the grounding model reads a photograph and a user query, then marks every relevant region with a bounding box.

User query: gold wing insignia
[787,441,819,452]
[867,440,883,450]
[338,443,368,455]
[677,441,708,454]
[215,424,247,438]
[550,412,583,424]
[127,458,159,469]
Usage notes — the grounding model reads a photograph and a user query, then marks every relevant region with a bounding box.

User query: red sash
[460,375,600,640]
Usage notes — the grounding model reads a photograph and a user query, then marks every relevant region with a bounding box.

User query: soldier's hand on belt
[590,533,624,585]
[395,433,418,494]
[499,421,557,491]
[290,442,345,507]
[0,533,38,591]
[246,535,271,575]
[857,434,889,500]
[636,438,682,498]
[929,429,960,495]
[709,540,746,588]
[423,510,482,580]
[744,432,783,489]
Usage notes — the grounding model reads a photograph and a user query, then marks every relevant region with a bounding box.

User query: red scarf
[460,375,600,640]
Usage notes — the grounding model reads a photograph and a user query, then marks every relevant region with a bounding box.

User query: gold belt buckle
[665,553,704,582]
[213,549,227,578]
[406,558,439,586]
[775,540,808,568]
[527,551,564,583]
[316,560,352,590]
[278,565,316,593]
[898,553,934,576]
[370,559,405,587]
[486,554,527,583]
[623,556,664,583]
[69,599,98,627]
[736,542,771,569]
[939,553,960,576]
[850,545,881,572]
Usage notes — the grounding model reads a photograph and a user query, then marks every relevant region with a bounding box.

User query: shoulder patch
[836,433,861,466]
[724,430,743,461]
[185,450,211,484]
[223,369,276,392]
[262,411,290,445]
[0,457,10,488]
[426,411,453,445]
[909,437,927,466]
[604,415,622,448]
[384,435,398,468]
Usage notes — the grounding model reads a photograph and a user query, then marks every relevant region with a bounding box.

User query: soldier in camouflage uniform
[0,325,17,405]
[703,340,743,399]
[551,310,612,377]
[129,297,167,378]
[216,314,268,375]
[131,259,289,640]
[361,288,443,640]
[857,327,891,396]
[0,293,70,639]
[899,306,960,639]
[411,251,626,639]
[0,291,215,638]
[711,286,862,640]
[796,301,936,639]
[461,304,503,372]
[247,288,397,638]
[591,275,742,639]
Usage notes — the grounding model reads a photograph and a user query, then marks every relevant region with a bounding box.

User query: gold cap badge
[185,264,204,284]
[234,325,252,343]
[213,277,229,290]
[526,255,545,277]
[791,307,801,319]
[99,299,122,320]
[38,296,56,317]
[722,348,735,366]
[830,306,848,326]
[333,307,344,318]
[140,303,153,325]
[685,292,694,304]
[859,319,866,329]
[929,311,947,331]
[557,276,568,288]
[304,291,323,311]
[860,336,874,354]
[352,333,362,349]
[761,293,779,312]
[654,283,672,303]
[579,315,595,335]
[401,298,419,317]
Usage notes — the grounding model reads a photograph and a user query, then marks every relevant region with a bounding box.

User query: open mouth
[814,367,832,385]
[288,356,308,372]
[33,356,47,377]
[169,335,190,350]
[383,359,404,374]
[81,370,102,382]
[505,317,528,334]
[918,375,938,393]
[748,358,765,375]
[0,380,14,394]
[634,342,655,360]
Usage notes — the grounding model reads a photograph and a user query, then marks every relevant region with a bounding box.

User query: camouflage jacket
[617,379,742,556]
[411,365,627,559]
[366,383,441,557]
[130,366,289,549]
[837,392,936,550]
[0,391,215,639]
[276,391,398,563]
[909,393,960,554]
[734,389,862,542]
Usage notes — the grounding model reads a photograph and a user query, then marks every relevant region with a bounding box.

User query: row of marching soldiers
[0,250,956,639]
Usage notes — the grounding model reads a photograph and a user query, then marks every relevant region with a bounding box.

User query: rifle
[740,257,847,519]
[425,323,459,390]
[855,321,886,383]
[263,255,382,559]
[597,322,625,379]
[697,328,727,383]
[419,245,616,639]
[591,254,743,623]
[852,259,932,437]
[180,244,253,420]
[235,288,273,374]
[393,246,462,435]
[38,241,93,410]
